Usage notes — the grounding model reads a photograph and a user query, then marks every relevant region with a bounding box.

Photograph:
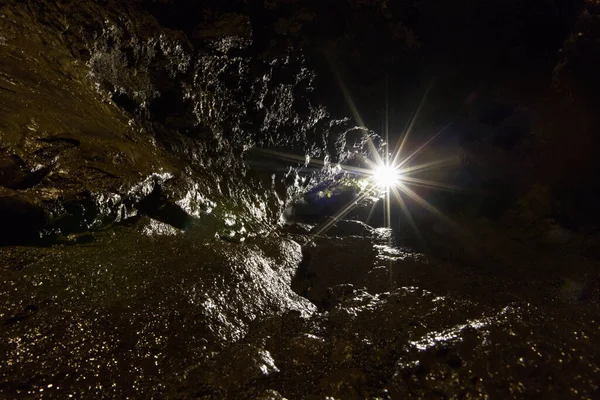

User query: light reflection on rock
[140,218,181,236]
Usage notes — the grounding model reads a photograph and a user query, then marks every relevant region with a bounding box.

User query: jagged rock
[0,0,379,244]
[184,222,600,399]
[320,219,376,237]
[0,226,313,398]
[1,1,600,399]
[292,226,428,309]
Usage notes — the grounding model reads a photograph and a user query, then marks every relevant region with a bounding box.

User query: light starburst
[250,73,464,290]
[372,164,403,190]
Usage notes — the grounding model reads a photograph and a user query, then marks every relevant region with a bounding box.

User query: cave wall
[1,0,599,241]
[0,0,379,244]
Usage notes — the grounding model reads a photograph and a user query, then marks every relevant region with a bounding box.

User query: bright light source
[372,165,402,189]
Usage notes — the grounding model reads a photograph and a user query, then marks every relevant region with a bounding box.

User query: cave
[1,0,600,398]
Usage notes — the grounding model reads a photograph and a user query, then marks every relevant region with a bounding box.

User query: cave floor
[1,217,598,399]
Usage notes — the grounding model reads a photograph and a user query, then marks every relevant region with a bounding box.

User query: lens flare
[250,72,466,272]
[372,164,402,189]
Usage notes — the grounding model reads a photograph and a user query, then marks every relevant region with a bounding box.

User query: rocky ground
[1,0,600,399]
[1,217,599,398]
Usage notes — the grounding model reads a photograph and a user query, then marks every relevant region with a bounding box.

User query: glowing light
[372,164,402,189]
[251,71,467,269]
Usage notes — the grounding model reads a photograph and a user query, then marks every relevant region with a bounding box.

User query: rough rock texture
[0,1,381,397]
[0,222,314,398]
[176,222,600,399]
[4,215,598,398]
[0,0,375,245]
[2,0,600,399]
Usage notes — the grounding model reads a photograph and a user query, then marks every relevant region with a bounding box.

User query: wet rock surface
[2,0,600,399]
[0,0,372,245]
[186,221,600,399]
[4,213,597,398]
[0,222,313,398]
